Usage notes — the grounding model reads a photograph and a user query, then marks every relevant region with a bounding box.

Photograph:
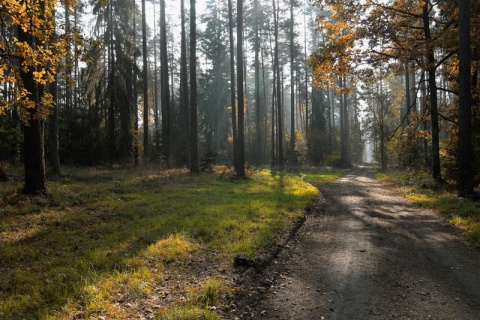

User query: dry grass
[0,165,340,319]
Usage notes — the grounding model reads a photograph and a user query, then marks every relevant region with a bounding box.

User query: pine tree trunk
[189,0,199,174]
[227,0,238,172]
[47,78,61,176]
[274,0,283,166]
[160,0,171,162]
[141,0,149,159]
[457,0,476,197]
[289,0,295,164]
[180,0,189,167]
[422,1,442,182]
[254,0,262,166]
[132,0,139,166]
[236,0,246,177]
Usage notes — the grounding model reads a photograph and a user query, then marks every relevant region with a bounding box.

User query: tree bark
[189,0,199,174]
[289,0,296,164]
[18,25,47,194]
[160,0,171,162]
[228,0,238,172]
[236,0,246,177]
[457,0,476,197]
[180,0,190,167]
[254,0,262,166]
[141,0,149,159]
[47,77,61,176]
[422,1,442,182]
[274,0,283,166]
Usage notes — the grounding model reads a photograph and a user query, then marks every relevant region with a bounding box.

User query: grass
[0,165,342,319]
[375,168,480,247]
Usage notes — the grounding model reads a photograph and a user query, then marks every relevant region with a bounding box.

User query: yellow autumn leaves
[0,0,73,124]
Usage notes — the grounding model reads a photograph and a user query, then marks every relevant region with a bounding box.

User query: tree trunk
[64,3,72,122]
[141,0,149,159]
[289,0,296,164]
[133,0,139,166]
[228,0,238,172]
[153,3,160,133]
[339,76,350,167]
[457,0,476,197]
[254,0,262,166]
[422,1,442,182]
[18,26,47,194]
[236,0,246,177]
[274,0,283,166]
[108,0,115,168]
[160,0,171,162]
[47,77,61,176]
[189,0,199,174]
[180,0,189,167]
[271,67,277,167]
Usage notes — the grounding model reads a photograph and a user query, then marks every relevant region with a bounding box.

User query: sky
[145,0,208,30]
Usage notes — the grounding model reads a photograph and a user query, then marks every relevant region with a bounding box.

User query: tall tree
[457,0,476,197]
[236,0,246,177]
[141,0,149,158]
[254,0,262,165]
[273,0,283,166]
[2,0,71,194]
[189,0,199,173]
[20,18,47,193]
[228,0,238,171]
[160,0,172,162]
[180,0,190,166]
[133,0,139,166]
[47,76,61,176]
[289,0,296,164]
[421,1,442,182]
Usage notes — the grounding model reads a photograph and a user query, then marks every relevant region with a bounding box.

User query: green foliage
[0,165,325,319]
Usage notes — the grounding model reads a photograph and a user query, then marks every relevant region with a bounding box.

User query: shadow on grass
[0,167,318,319]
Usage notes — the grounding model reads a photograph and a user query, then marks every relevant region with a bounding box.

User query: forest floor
[228,165,480,320]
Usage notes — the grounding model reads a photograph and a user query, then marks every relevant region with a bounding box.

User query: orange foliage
[0,0,79,124]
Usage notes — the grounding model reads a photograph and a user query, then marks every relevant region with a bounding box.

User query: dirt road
[233,166,480,319]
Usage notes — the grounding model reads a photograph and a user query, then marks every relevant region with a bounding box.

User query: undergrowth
[0,165,340,319]
[375,168,480,247]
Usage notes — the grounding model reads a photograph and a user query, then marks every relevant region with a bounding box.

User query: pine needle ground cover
[375,169,480,247]
[0,166,339,319]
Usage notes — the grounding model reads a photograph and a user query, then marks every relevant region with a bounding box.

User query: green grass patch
[0,165,331,319]
[376,168,480,247]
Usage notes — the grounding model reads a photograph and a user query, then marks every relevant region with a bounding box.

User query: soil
[227,166,480,320]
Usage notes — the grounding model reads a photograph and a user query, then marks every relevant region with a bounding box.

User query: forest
[0,0,478,196]
[1,0,480,318]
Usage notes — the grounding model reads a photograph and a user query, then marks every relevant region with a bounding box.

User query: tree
[289,0,296,164]
[1,0,71,194]
[160,0,172,162]
[179,0,189,167]
[457,0,476,197]
[228,0,238,170]
[199,0,230,162]
[47,76,61,176]
[273,0,283,166]
[189,0,199,174]
[236,0,246,177]
[141,0,149,158]
[254,0,262,165]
